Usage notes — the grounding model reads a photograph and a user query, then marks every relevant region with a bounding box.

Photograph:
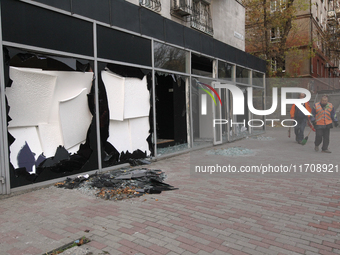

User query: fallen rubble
[55,168,177,200]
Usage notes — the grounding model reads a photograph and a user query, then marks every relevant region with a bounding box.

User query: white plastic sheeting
[101,70,150,155]
[7,67,57,127]
[59,88,92,149]
[8,126,43,170]
[101,70,125,121]
[7,67,93,170]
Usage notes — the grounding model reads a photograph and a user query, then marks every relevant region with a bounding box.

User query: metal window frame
[0,3,10,194]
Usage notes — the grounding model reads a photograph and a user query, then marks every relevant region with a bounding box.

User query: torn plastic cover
[99,63,154,169]
[5,47,99,188]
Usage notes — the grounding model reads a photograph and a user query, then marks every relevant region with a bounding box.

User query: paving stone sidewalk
[0,127,340,255]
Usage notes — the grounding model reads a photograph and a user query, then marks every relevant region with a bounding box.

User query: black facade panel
[140,8,165,41]
[225,44,236,63]
[201,34,214,56]
[247,54,257,70]
[31,0,71,12]
[111,0,140,33]
[2,0,93,56]
[97,25,152,66]
[235,48,247,67]
[164,19,184,47]
[184,27,201,52]
[4,0,266,72]
[259,59,266,73]
[213,40,227,60]
[72,0,110,24]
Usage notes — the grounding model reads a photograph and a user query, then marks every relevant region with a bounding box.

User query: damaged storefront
[0,0,266,194]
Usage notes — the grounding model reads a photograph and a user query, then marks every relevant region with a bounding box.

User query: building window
[236,66,250,84]
[270,0,287,12]
[171,0,192,17]
[321,63,324,76]
[271,58,277,71]
[316,3,319,21]
[139,0,161,12]
[252,71,264,87]
[191,0,213,36]
[271,57,285,73]
[270,27,282,42]
[317,59,320,75]
[270,0,277,12]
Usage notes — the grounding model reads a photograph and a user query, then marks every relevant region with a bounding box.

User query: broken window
[156,72,189,155]
[191,77,215,147]
[98,63,153,167]
[4,47,98,188]
[191,53,213,77]
[4,48,155,188]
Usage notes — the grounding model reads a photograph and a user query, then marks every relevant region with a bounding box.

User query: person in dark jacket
[290,93,312,144]
[310,95,338,153]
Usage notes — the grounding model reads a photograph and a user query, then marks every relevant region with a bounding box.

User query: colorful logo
[197,81,222,106]
[197,81,222,116]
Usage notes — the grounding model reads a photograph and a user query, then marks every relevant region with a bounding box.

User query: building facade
[245,0,340,92]
[0,0,265,194]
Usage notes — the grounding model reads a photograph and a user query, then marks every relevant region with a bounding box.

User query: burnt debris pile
[55,168,177,200]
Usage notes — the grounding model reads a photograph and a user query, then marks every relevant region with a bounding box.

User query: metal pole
[189,51,194,148]
[151,39,157,159]
[93,22,102,171]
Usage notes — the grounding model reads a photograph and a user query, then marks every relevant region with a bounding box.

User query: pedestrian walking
[310,94,338,153]
[290,93,312,144]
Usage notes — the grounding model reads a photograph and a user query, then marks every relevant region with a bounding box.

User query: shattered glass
[206,147,254,156]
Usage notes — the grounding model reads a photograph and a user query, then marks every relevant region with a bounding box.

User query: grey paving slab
[1,127,340,255]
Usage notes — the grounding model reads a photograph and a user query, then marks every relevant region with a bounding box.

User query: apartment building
[0,0,265,194]
[246,0,340,91]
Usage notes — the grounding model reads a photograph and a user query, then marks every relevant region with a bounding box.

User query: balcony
[139,0,161,12]
[190,1,214,36]
[328,10,336,20]
[191,15,213,36]
[327,10,339,26]
[336,7,340,16]
[171,0,192,17]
